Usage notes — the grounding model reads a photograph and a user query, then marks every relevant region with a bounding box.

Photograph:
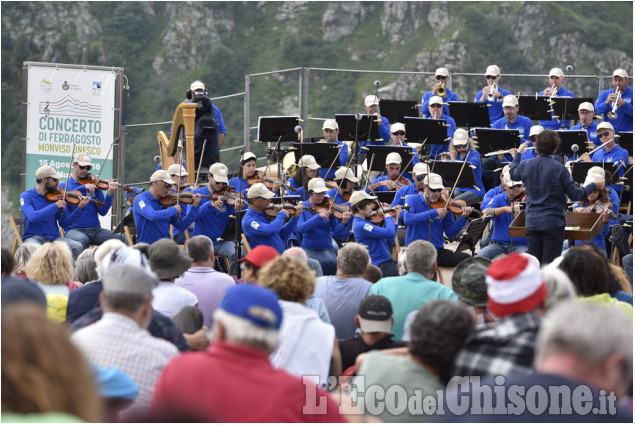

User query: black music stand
[455,216,491,256]
[221,210,246,242]
[290,142,341,170]
[335,114,381,144]
[555,130,589,156]
[375,191,397,205]
[448,102,491,130]
[432,161,478,189]
[365,145,415,172]
[616,132,633,157]
[257,116,301,143]
[402,117,448,146]
[553,97,594,122]
[474,129,521,156]
[113,210,135,234]
[379,100,419,124]
[570,162,619,185]
[518,95,553,121]
[270,195,302,205]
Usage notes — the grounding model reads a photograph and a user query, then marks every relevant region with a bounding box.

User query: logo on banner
[62,81,70,91]
[40,78,52,93]
[92,82,101,94]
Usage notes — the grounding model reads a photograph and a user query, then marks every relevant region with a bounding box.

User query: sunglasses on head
[392,131,405,136]
[78,165,91,171]
[428,188,442,193]
[598,131,610,138]
[485,75,497,80]
[435,75,447,81]
[430,104,443,109]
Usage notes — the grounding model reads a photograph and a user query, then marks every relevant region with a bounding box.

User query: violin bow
[195,138,207,186]
[95,138,119,183]
[62,143,76,212]
[394,137,428,184]
[322,143,345,181]
[361,153,386,215]
[445,150,471,210]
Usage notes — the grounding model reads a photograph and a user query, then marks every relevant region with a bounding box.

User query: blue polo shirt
[133,190,199,244]
[58,176,114,230]
[421,89,459,118]
[20,187,86,240]
[185,185,235,240]
[538,87,575,129]
[474,86,512,123]
[591,145,629,193]
[595,86,633,133]
[402,193,467,248]
[492,114,533,142]
[327,188,354,240]
[297,199,339,250]
[242,207,298,253]
[571,121,600,148]
[352,216,396,266]
[487,193,528,246]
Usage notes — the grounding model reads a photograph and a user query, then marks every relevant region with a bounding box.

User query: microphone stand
[233,149,245,278]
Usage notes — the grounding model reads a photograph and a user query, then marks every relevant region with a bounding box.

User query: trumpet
[547,84,558,104]
[608,89,622,120]
[435,81,446,97]
[486,82,498,102]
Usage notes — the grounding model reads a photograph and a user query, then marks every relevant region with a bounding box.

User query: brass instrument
[157,102,197,185]
[607,89,622,120]
[486,82,498,102]
[435,81,446,97]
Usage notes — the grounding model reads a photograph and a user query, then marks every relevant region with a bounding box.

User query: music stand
[455,216,491,256]
[290,142,341,169]
[552,97,594,122]
[335,114,381,143]
[474,129,521,156]
[379,100,419,124]
[375,191,397,205]
[448,102,491,130]
[221,210,246,242]
[518,95,553,121]
[432,161,478,189]
[556,130,589,156]
[570,162,619,185]
[616,132,633,157]
[402,117,448,146]
[365,145,416,172]
[257,116,301,143]
[113,210,135,234]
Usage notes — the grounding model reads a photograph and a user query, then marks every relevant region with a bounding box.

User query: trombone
[608,89,622,120]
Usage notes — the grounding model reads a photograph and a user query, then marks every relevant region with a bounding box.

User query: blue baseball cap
[92,365,139,400]
[219,285,282,329]
[125,186,144,201]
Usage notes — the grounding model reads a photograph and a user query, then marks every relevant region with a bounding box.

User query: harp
[157,102,197,184]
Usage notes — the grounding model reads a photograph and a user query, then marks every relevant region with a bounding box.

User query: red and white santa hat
[486,253,547,318]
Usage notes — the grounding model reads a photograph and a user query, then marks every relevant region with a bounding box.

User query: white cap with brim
[247,183,274,199]
[503,168,523,187]
[413,162,429,176]
[424,173,444,190]
[386,152,402,165]
[209,163,229,183]
[597,122,614,131]
[485,65,500,76]
[167,164,188,177]
[349,190,377,207]
[150,170,176,185]
[529,125,544,138]
[577,102,594,112]
[613,69,628,79]
[322,119,339,130]
[307,178,329,193]
[298,155,321,170]
[452,129,469,146]
[390,122,405,133]
[435,67,449,77]
[502,95,519,108]
[190,80,205,91]
[549,68,564,78]
[334,167,360,183]
[241,152,257,162]
[429,95,444,105]
[74,153,92,166]
[364,95,380,107]
[35,166,64,180]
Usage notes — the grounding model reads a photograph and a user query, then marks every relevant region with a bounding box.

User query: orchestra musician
[318,119,349,180]
[296,178,340,275]
[509,129,604,265]
[391,162,429,207]
[242,182,302,254]
[19,166,90,260]
[477,171,528,259]
[475,65,511,124]
[228,152,259,199]
[388,122,419,180]
[520,125,544,161]
[350,190,401,278]
[60,153,124,249]
[421,67,459,119]
[570,102,600,148]
[327,167,357,248]
[370,152,412,192]
[539,68,575,130]
[362,95,391,145]
[133,170,201,244]
[425,96,457,160]
[167,163,192,244]
[578,122,629,193]
[402,173,472,267]
[185,163,243,274]
[441,129,485,206]
[595,69,633,134]
[288,154,321,201]
[491,95,533,142]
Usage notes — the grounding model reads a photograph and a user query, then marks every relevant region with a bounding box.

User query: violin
[79,175,134,193]
[46,188,104,207]
[429,196,481,216]
[247,171,296,192]
[263,203,303,219]
[216,186,245,207]
[158,192,217,208]
[369,205,410,224]
[587,199,615,219]
[310,197,351,221]
[390,176,412,191]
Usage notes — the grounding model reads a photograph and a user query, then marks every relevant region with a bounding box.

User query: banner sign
[25,65,117,190]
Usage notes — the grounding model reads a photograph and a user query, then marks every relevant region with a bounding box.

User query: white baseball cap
[502,94,519,108]
[209,163,229,183]
[297,155,321,170]
[502,166,522,187]
[190,80,205,91]
[413,162,429,176]
[349,190,377,207]
[577,102,594,112]
[364,95,380,107]
[247,182,274,199]
[241,152,257,162]
[390,122,405,133]
[485,65,500,76]
[386,152,402,165]
[429,95,444,105]
[74,153,92,166]
[424,173,444,190]
[150,170,176,185]
[529,125,544,138]
[322,119,339,130]
[307,178,329,193]
[334,167,360,183]
[613,69,628,79]
[597,122,614,132]
[35,166,64,180]
[549,68,564,78]
[167,164,188,177]
[435,67,449,78]
[452,128,470,146]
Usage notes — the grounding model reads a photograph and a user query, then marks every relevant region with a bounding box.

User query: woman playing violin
[327,167,357,247]
[228,152,258,199]
[402,173,473,267]
[58,153,125,249]
[370,152,412,192]
[440,129,485,206]
[296,178,341,275]
[288,155,321,201]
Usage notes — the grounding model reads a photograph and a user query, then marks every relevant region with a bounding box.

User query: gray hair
[73,257,98,284]
[13,243,40,274]
[535,299,633,372]
[101,265,156,313]
[541,267,577,311]
[186,235,214,263]
[405,240,437,275]
[282,247,308,264]
[337,243,370,276]
[213,309,279,353]
[94,239,127,278]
